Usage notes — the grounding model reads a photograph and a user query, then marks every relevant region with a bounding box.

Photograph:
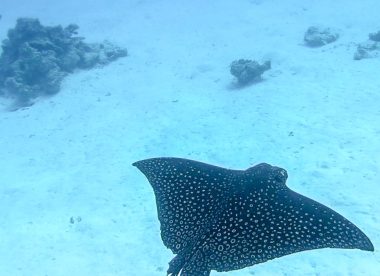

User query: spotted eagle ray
[133,157,374,275]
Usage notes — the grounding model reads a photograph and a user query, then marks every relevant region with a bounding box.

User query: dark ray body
[133,157,374,276]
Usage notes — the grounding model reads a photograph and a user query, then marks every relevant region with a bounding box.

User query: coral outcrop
[304,26,339,47]
[0,18,128,107]
[354,30,380,60]
[230,59,271,85]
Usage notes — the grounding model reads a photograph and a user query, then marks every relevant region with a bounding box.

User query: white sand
[0,0,379,275]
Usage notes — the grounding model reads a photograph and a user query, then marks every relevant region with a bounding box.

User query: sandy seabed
[0,0,379,275]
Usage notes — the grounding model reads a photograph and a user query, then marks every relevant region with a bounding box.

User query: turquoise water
[0,1,379,275]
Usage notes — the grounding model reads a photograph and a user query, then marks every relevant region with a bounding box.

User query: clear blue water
[0,1,379,275]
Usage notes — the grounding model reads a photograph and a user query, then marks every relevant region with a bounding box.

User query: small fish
[133,157,374,276]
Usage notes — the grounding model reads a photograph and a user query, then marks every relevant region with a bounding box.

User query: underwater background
[0,0,379,275]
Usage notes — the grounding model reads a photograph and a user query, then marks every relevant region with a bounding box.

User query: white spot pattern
[133,158,374,276]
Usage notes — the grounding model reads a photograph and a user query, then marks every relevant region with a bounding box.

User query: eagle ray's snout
[272,167,288,183]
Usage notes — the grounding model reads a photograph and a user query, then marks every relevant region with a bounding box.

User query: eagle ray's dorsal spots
[133,157,374,276]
